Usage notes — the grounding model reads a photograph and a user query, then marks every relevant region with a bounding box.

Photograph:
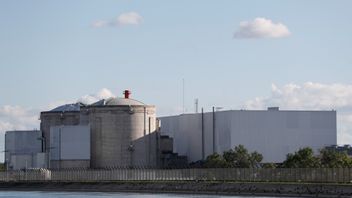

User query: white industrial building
[159,107,337,163]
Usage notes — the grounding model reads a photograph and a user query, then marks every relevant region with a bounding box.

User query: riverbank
[0,181,351,197]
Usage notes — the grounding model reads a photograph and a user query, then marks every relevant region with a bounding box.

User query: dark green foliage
[204,145,352,169]
[205,145,263,168]
[320,148,352,168]
[282,147,321,168]
[249,151,263,168]
[0,163,5,171]
[261,163,277,169]
[223,145,263,168]
[282,147,352,168]
[204,153,229,168]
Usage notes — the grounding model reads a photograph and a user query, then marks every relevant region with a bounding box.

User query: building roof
[91,97,145,106]
[50,103,85,112]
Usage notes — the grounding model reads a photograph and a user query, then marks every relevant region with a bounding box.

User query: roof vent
[268,107,279,111]
[123,90,131,99]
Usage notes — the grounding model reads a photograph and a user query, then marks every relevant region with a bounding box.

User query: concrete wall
[159,109,337,163]
[50,160,90,169]
[36,153,46,168]
[50,125,90,160]
[40,111,80,152]
[50,125,90,169]
[160,136,173,153]
[10,154,33,170]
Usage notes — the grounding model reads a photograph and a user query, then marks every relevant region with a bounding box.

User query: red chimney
[123,90,131,99]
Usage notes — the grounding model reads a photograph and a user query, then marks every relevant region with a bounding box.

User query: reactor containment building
[39,90,163,169]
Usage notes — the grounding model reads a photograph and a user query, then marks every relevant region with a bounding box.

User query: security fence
[0,168,352,183]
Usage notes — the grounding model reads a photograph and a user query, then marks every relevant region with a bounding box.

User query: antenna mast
[182,78,185,113]
[195,98,199,113]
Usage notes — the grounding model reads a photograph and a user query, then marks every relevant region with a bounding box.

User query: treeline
[199,145,352,168]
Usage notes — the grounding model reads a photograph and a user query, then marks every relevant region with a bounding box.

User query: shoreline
[1,181,352,197]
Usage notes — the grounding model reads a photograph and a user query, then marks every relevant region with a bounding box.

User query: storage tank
[83,90,158,168]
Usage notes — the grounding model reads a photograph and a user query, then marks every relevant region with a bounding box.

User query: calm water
[0,191,287,198]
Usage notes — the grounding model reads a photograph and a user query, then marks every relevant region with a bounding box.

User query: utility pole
[201,108,205,160]
[212,106,215,154]
[182,78,185,113]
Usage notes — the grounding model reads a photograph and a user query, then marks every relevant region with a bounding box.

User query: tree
[282,147,321,168]
[0,163,5,171]
[204,153,229,168]
[249,151,263,168]
[320,148,352,168]
[261,163,277,169]
[223,145,263,168]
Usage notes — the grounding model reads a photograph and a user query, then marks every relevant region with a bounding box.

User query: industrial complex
[4,90,337,170]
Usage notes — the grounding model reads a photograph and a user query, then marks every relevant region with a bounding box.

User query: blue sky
[1,0,351,108]
[1,1,352,158]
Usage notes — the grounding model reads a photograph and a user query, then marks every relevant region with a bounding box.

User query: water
[0,191,283,198]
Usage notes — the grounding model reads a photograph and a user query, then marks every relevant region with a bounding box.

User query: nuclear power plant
[39,90,161,169]
[5,90,185,170]
[4,90,337,170]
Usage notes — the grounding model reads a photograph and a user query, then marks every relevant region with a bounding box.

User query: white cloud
[116,12,143,25]
[92,12,143,28]
[0,105,39,134]
[245,82,352,110]
[92,20,109,28]
[234,17,290,39]
[243,82,352,144]
[78,88,115,105]
[45,88,115,110]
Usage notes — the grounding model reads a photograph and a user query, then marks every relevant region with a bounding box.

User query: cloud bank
[244,82,352,144]
[244,82,352,110]
[78,88,115,104]
[92,12,143,28]
[0,106,39,133]
[234,17,290,39]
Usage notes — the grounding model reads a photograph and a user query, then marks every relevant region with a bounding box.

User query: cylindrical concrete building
[81,94,158,168]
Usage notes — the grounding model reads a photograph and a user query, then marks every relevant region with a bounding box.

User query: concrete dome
[91,97,145,106]
[50,103,84,112]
